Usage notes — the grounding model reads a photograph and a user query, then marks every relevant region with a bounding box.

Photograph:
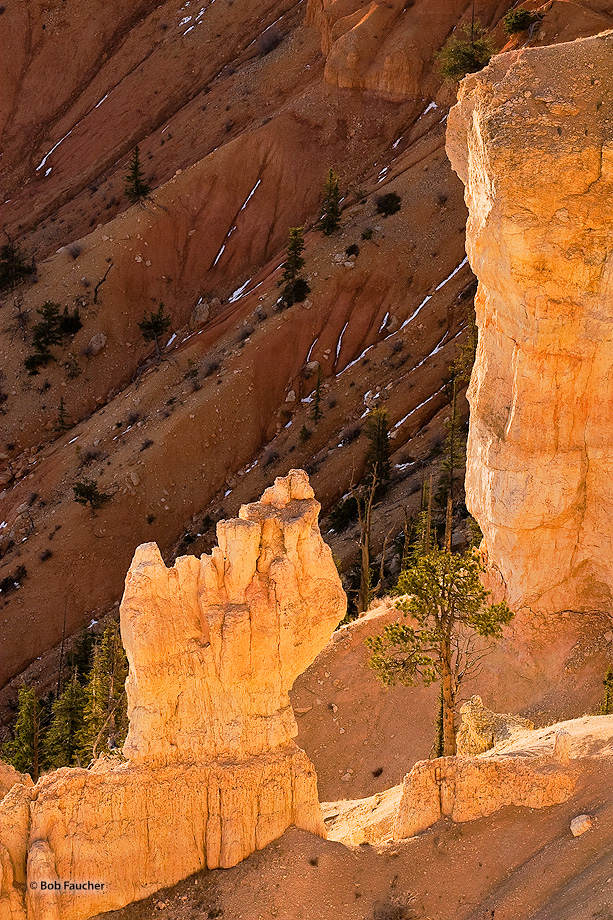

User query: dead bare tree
[93,261,113,304]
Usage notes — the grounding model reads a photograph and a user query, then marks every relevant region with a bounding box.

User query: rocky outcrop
[456,695,534,755]
[0,472,346,920]
[394,755,576,839]
[446,31,613,617]
[307,0,471,99]
[0,767,30,802]
[322,785,403,846]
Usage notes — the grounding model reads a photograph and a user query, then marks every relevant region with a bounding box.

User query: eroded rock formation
[0,471,346,920]
[456,695,534,755]
[306,0,468,99]
[394,755,577,839]
[446,31,613,616]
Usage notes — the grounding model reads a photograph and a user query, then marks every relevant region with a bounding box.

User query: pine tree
[319,169,341,235]
[100,622,129,751]
[412,474,434,561]
[434,686,444,757]
[138,303,172,360]
[76,642,106,765]
[281,227,310,307]
[453,306,478,386]
[73,478,109,513]
[67,631,96,681]
[441,378,465,551]
[366,547,513,755]
[25,302,82,373]
[76,623,128,764]
[43,671,86,769]
[55,396,70,433]
[124,146,151,203]
[363,407,391,488]
[2,687,42,780]
[437,19,496,82]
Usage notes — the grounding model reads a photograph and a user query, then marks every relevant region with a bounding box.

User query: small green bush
[0,237,34,291]
[437,22,496,81]
[282,277,310,307]
[73,478,110,512]
[25,351,52,374]
[25,303,82,373]
[375,192,401,217]
[503,8,538,34]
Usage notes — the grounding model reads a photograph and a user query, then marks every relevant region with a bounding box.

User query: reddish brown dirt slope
[1,0,611,696]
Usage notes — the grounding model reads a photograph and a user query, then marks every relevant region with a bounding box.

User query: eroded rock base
[2,745,322,920]
[394,756,576,840]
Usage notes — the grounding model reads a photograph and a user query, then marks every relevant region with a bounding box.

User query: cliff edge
[447,30,613,617]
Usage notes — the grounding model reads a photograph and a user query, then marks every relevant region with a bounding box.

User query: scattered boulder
[456,695,534,755]
[85,332,107,357]
[190,299,211,328]
[553,729,572,764]
[570,814,593,837]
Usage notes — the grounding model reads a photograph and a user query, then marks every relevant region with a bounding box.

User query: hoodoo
[0,471,346,920]
[446,31,613,617]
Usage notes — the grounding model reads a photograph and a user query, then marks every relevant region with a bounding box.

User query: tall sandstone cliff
[447,31,613,617]
[0,471,346,920]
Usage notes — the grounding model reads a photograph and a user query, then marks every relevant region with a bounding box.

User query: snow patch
[400,256,468,330]
[37,129,74,171]
[228,277,252,303]
[392,384,447,431]
[336,321,349,361]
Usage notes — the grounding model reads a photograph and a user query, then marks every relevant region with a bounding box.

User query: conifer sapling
[124,146,151,203]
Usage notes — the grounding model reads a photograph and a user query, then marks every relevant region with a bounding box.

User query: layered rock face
[0,471,346,920]
[446,32,613,616]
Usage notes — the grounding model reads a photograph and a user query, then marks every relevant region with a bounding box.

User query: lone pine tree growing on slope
[124,145,151,203]
[366,547,513,756]
[138,302,172,360]
[73,478,110,513]
[319,168,341,235]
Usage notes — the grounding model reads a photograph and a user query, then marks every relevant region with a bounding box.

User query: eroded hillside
[1,0,612,702]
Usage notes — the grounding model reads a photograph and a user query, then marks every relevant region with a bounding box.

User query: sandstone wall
[446,31,613,616]
[0,472,346,920]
